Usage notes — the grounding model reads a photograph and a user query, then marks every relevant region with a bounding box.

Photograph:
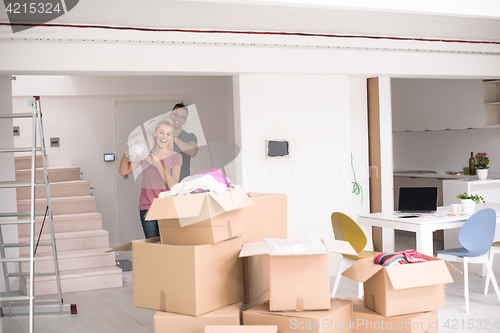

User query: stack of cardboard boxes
[112,183,459,333]
[112,186,290,332]
[241,248,459,333]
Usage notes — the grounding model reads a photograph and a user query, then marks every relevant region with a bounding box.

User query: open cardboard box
[243,299,353,333]
[204,325,278,333]
[345,297,438,333]
[342,255,461,317]
[146,185,253,245]
[110,237,244,316]
[239,239,356,312]
[153,302,242,333]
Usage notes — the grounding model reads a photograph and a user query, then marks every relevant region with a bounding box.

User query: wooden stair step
[14,153,43,171]
[16,180,90,200]
[18,230,110,255]
[17,196,96,215]
[15,166,80,183]
[18,212,103,236]
[21,247,115,272]
[21,266,123,296]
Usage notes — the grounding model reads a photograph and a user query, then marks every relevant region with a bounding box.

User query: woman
[119,119,182,238]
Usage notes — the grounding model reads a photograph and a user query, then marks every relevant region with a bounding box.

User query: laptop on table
[395,187,438,217]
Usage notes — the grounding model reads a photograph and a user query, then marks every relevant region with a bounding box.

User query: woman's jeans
[139,209,160,239]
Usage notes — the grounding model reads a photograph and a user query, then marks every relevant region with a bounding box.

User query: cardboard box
[342,255,460,317]
[240,193,287,309]
[345,297,438,333]
[243,255,270,311]
[240,239,356,312]
[124,237,243,316]
[205,325,277,333]
[240,193,287,244]
[153,302,241,333]
[146,185,253,245]
[243,299,353,333]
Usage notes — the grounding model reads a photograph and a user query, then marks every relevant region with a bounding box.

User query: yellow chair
[485,241,500,295]
[330,212,381,298]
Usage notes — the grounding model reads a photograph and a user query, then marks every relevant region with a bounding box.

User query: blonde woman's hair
[155,119,174,151]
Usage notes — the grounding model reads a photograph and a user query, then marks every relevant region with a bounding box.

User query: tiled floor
[1,232,500,333]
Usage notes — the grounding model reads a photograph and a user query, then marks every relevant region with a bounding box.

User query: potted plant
[475,152,490,180]
[454,193,485,214]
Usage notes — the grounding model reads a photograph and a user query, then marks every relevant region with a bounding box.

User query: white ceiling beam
[182,0,500,19]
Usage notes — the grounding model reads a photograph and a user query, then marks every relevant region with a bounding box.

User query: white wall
[0,75,20,292]
[393,129,500,175]
[349,78,370,217]
[235,74,366,275]
[11,76,235,248]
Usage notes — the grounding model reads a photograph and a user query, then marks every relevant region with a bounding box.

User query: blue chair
[437,208,500,313]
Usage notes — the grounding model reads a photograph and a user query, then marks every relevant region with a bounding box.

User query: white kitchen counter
[443,178,500,205]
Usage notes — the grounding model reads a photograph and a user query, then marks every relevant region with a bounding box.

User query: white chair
[484,241,500,295]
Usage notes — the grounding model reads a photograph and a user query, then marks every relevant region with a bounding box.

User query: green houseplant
[454,193,485,214]
[454,193,485,204]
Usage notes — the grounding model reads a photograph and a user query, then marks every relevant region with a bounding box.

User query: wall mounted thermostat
[266,140,290,158]
[104,153,115,162]
[50,137,60,147]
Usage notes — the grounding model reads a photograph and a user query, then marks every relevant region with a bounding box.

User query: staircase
[14,154,122,296]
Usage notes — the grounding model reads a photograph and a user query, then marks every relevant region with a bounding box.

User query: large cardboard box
[131,237,244,316]
[146,185,253,245]
[153,302,241,333]
[342,255,460,317]
[240,239,356,312]
[345,297,438,333]
[243,299,353,333]
[205,326,277,333]
[240,193,287,244]
[240,193,287,309]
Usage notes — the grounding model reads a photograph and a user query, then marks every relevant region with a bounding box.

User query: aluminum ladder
[0,96,76,333]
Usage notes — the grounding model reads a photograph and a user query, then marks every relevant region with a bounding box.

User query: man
[170,103,199,181]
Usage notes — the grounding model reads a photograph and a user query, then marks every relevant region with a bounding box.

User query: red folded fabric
[396,249,428,263]
[374,249,427,265]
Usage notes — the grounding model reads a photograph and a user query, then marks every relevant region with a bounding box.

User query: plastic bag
[265,234,326,255]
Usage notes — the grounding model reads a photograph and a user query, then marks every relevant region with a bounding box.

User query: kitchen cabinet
[483,80,500,127]
[392,79,483,132]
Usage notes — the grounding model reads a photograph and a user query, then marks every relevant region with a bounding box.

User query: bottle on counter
[469,152,476,175]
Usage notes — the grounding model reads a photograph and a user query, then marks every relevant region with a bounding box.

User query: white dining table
[357,202,500,256]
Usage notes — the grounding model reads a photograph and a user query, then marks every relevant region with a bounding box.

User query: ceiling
[2,1,500,43]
